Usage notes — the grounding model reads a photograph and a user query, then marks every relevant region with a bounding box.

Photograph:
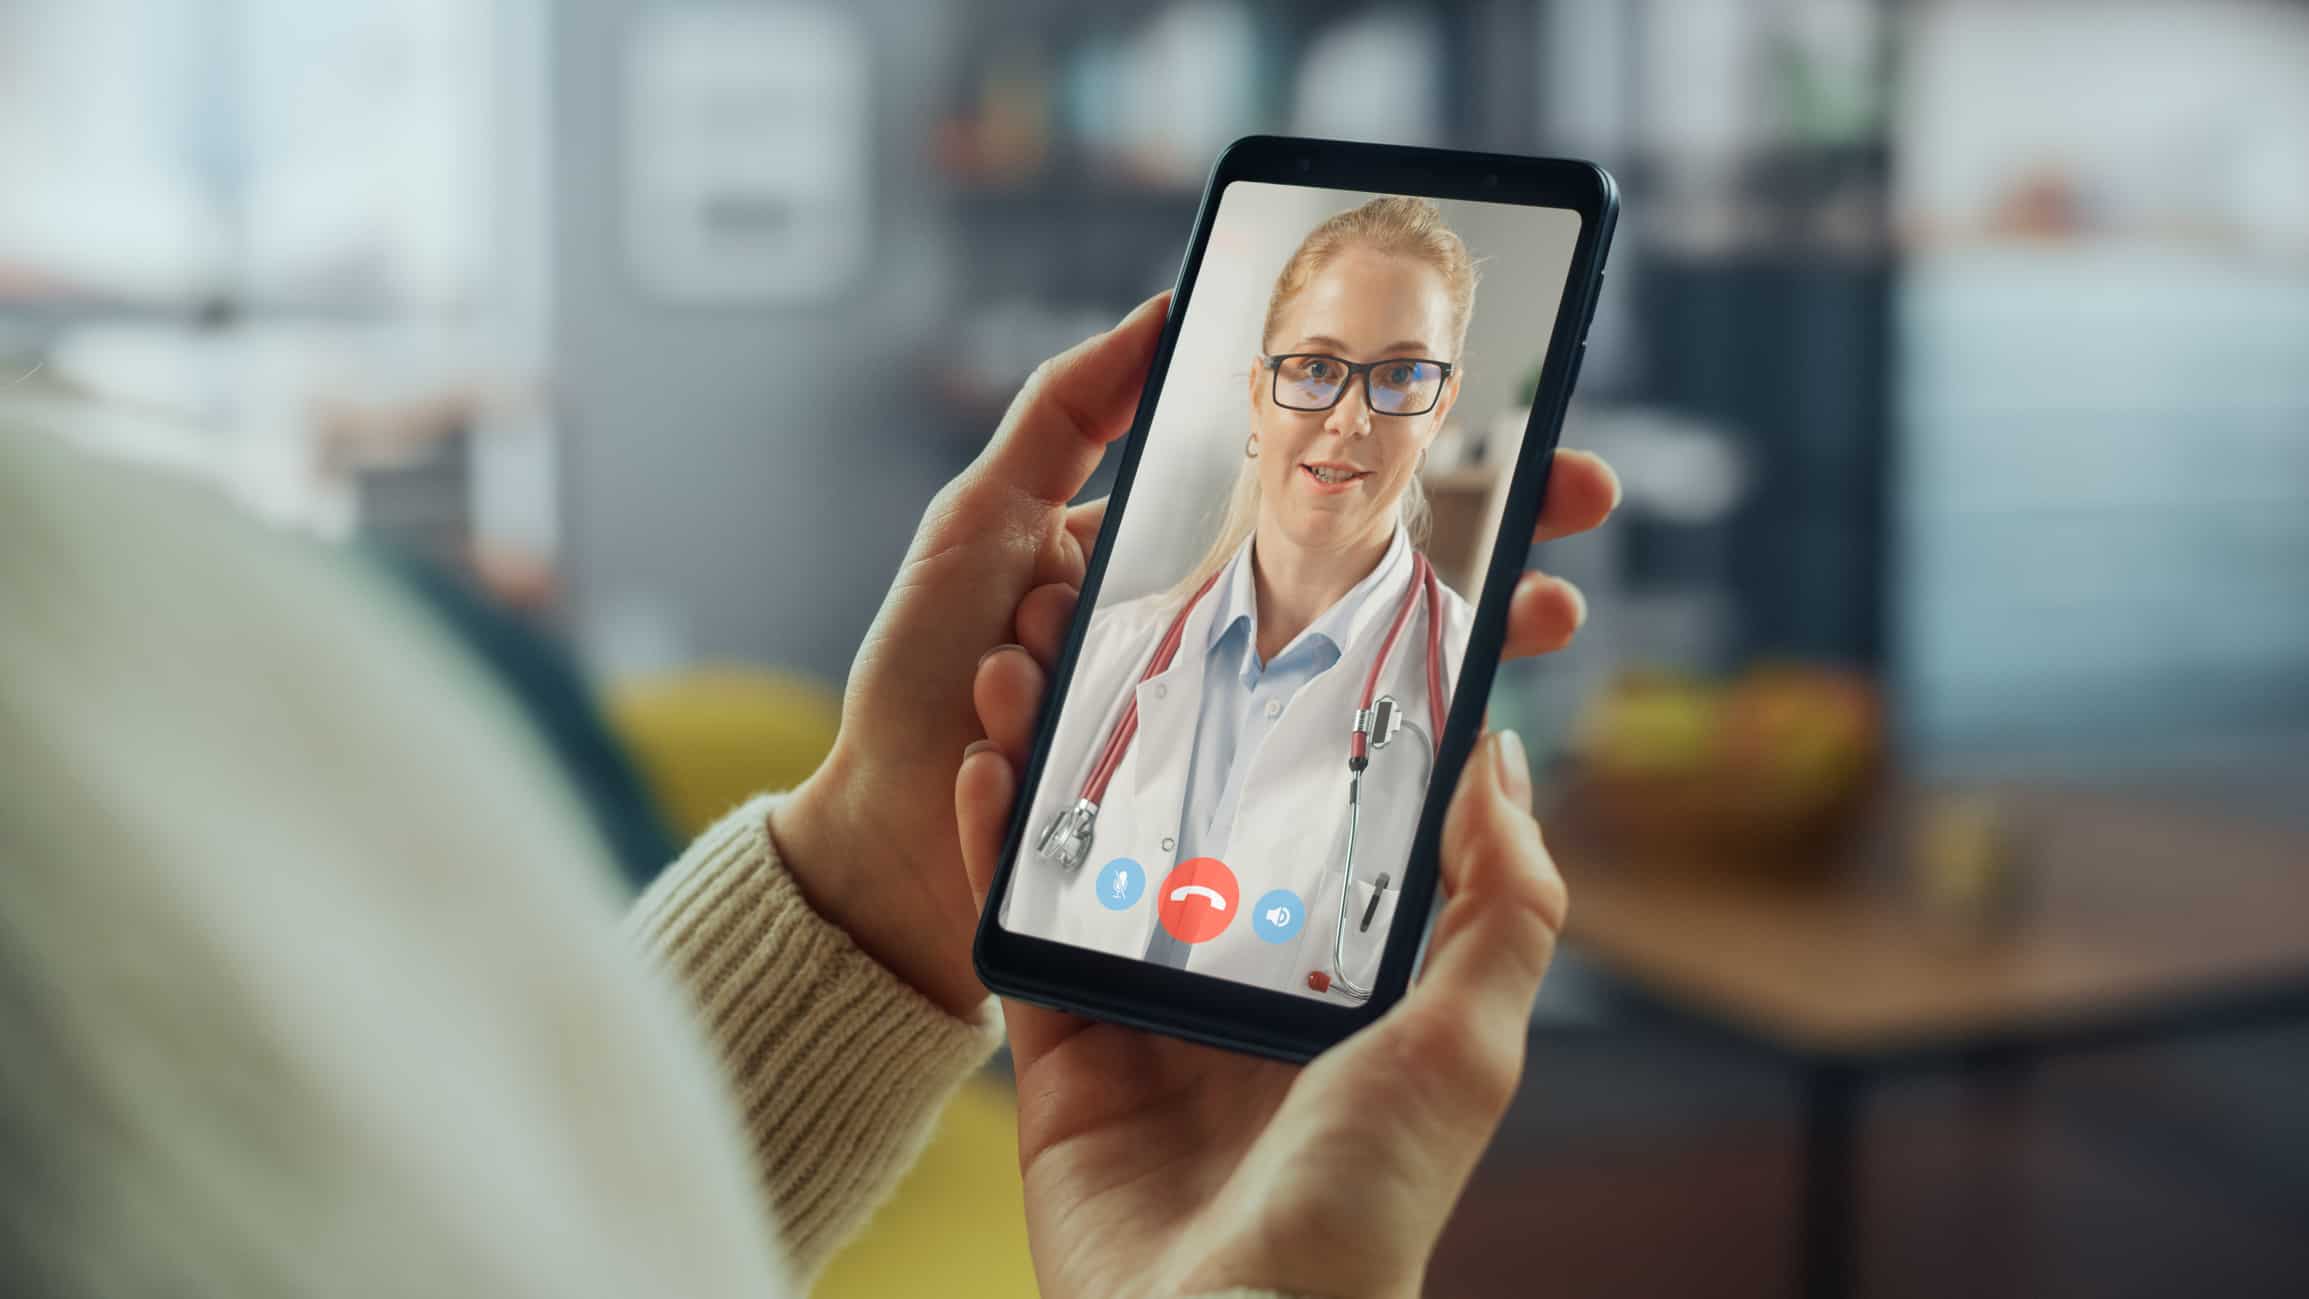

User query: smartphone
[973,136,1616,1061]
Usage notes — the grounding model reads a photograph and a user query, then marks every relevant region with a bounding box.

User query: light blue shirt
[1143,528,1407,967]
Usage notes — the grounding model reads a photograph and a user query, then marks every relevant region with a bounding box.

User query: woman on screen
[1007,196,1480,1003]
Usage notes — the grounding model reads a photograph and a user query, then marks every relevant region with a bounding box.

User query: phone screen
[999,181,1584,1004]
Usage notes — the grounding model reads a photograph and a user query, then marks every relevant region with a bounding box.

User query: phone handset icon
[1156,858,1240,945]
[1168,884,1228,911]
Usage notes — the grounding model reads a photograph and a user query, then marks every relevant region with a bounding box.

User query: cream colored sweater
[628,795,1004,1276]
[0,428,1294,1298]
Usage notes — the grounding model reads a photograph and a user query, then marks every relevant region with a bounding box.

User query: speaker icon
[1251,889,1306,943]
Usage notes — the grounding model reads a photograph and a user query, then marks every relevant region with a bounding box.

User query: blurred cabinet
[1631,249,1893,667]
[1424,464,1512,599]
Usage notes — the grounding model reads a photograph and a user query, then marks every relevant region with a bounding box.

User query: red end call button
[1156,857,1239,944]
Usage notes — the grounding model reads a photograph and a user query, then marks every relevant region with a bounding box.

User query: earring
[1245,433,1260,459]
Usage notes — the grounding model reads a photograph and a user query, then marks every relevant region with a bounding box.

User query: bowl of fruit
[1559,665,1884,879]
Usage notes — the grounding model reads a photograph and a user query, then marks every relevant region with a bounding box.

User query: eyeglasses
[1262,354,1454,416]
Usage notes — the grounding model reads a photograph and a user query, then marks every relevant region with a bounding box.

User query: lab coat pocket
[1337,874,1401,992]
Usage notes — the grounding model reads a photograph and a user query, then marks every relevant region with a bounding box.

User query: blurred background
[5,1,2306,1296]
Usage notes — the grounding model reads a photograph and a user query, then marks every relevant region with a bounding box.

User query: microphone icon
[1096,859,1145,912]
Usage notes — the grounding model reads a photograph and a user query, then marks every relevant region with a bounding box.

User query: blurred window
[0,0,489,311]
[1895,0,2309,751]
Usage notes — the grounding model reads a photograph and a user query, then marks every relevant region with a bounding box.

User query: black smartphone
[973,136,1616,1061]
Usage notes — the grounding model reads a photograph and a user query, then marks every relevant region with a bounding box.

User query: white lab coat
[1003,530,1474,1004]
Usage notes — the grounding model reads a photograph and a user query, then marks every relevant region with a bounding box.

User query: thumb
[969,294,1169,506]
[956,742,1011,913]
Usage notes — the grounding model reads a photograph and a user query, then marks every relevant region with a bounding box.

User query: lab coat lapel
[1125,586,1223,868]
[1334,527,1418,673]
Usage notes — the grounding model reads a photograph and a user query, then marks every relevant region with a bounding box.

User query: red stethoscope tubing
[1075,552,1445,808]
[1352,552,1448,767]
[1077,567,1224,807]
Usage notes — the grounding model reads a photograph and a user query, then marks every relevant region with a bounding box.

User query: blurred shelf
[1424,465,1505,494]
[0,294,208,331]
[948,181,1203,219]
[1424,460,1510,597]
[938,142,1206,217]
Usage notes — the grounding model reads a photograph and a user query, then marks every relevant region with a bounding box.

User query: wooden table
[1550,783,2309,1299]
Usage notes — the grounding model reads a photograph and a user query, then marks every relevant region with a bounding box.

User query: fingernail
[1558,578,1588,629]
[977,642,1026,668]
[1115,294,1167,332]
[1557,447,1622,513]
[963,738,999,759]
[1597,457,1624,512]
[1494,730,1532,808]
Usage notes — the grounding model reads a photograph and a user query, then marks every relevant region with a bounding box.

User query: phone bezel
[972,135,1618,1062]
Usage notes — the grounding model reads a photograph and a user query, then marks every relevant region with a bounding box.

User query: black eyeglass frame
[1260,353,1457,415]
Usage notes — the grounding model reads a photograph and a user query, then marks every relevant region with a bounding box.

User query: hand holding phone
[762,294,1175,1019]
[760,131,1613,1299]
[973,137,1616,1059]
[766,266,1609,1029]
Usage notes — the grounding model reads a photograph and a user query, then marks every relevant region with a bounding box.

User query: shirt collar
[1203,525,1415,677]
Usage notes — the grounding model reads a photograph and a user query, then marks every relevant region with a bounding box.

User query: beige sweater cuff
[629,794,1002,1281]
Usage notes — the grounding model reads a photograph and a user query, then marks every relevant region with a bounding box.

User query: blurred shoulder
[1083,588,1180,647]
[0,424,790,1298]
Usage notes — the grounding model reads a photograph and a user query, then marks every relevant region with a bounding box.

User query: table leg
[1799,1061,1862,1299]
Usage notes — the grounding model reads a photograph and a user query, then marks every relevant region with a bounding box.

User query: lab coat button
[1160,837,1175,852]
[1263,699,1282,720]
[1154,683,1167,700]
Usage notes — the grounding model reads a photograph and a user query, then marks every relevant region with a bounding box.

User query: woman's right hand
[960,719,1568,1298]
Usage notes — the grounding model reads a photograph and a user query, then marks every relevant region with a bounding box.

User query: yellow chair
[814,1073,1035,1298]
[604,668,843,836]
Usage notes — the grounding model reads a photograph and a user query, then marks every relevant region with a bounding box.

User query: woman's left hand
[770,296,1618,1017]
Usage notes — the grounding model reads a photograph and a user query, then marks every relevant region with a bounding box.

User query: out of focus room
[6,2,2306,1296]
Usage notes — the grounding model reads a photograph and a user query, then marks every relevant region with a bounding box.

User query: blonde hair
[1170,195,1479,602]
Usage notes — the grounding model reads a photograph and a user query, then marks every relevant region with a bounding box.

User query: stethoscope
[1035,550,1448,1002]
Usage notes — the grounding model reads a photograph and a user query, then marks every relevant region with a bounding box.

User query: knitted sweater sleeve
[631,795,1312,1299]
[628,795,1002,1281]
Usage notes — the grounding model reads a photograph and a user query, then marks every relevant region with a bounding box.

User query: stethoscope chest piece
[1035,796,1099,871]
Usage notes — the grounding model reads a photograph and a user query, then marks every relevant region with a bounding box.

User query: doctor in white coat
[1004,196,1489,1004]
